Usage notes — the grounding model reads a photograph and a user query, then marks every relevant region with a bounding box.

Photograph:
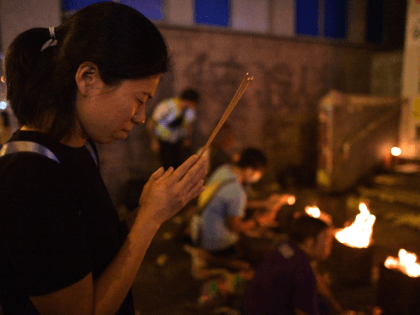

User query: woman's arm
[30,154,207,315]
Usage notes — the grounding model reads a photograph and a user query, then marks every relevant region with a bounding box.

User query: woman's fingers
[150,166,165,179]
[185,179,205,201]
[171,155,200,182]
[178,155,207,190]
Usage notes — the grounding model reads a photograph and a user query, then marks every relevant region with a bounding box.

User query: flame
[335,202,375,248]
[305,206,321,218]
[304,206,332,225]
[391,147,401,157]
[385,249,420,278]
[287,196,296,205]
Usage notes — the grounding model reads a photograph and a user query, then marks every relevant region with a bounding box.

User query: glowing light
[391,147,401,157]
[0,76,4,83]
[304,206,332,225]
[287,196,296,205]
[0,101,7,110]
[385,249,420,278]
[305,206,321,218]
[335,202,375,248]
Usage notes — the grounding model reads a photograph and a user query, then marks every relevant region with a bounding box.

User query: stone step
[358,185,420,208]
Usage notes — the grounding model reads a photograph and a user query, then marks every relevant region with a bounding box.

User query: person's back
[199,164,246,252]
[242,215,333,315]
[242,240,318,315]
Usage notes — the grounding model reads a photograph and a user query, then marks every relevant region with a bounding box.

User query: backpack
[189,178,236,245]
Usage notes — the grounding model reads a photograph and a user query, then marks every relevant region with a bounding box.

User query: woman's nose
[131,107,146,124]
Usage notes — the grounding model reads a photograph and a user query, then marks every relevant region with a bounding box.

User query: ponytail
[5,27,55,127]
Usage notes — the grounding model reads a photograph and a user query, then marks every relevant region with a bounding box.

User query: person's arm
[30,154,208,315]
[226,215,256,234]
[314,270,346,315]
[248,194,295,226]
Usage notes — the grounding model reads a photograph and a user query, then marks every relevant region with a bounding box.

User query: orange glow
[304,206,332,225]
[287,196,296,205]
[391,147,401,157]
[384,249,420,278]
[305,206,321,218]
[0,76,4,83]
[335,202,375,248]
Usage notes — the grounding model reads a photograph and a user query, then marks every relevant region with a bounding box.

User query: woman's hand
[138,154,207,225]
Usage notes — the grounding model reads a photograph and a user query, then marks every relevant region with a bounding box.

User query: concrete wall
[0,0,61,53]
[370,51,403,97]
[98,27,373,206]
[401,0,420,158]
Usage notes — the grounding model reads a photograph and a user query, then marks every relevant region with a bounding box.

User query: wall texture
[98,26,374,207]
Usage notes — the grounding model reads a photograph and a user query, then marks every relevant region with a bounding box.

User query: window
[120,0,163,21]
[324,0,347,39]
[195,0,230,27]
[62,0,107,11]
[296,0,319,36]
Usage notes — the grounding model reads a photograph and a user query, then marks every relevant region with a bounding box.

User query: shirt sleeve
[218,183,247,219]
[0,156,92,296]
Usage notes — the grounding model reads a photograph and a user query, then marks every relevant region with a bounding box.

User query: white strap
[0,141,98,165]
[0,141,60,164]
[84,140,98,165]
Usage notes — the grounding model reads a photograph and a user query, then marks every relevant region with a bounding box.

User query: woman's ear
[75,62,102,96]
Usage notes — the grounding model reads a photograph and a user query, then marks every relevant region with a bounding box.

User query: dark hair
[288,215,328,244]
[180,88,200,103]
[237,147,267,170]
[0,112,10,128]
[5,2,169,140]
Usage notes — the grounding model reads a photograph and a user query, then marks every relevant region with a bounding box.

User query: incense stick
[198,73,253,160]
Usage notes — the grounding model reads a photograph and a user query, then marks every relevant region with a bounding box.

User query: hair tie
[49,27,56,40]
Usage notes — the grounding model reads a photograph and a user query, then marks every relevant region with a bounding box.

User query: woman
[0,2,207,315]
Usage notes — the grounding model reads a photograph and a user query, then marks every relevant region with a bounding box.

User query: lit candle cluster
[385,249,420,278]
[335,202,376,248]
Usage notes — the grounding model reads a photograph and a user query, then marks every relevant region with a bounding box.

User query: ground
[131,183,420,315]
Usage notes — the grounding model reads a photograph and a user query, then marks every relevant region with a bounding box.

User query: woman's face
[75,74,161,145]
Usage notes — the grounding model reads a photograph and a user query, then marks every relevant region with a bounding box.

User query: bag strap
[0,140,98,165]
[0,141,60,163]
[196,178,236,215]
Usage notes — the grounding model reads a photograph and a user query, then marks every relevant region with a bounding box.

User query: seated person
[190,148,291,265]
[241,214,344,315]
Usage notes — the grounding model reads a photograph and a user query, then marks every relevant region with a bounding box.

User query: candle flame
[335,202,375,248]
[305,206,321,218]
[391,147,401,157]
[385,249,420,278]
[287,196,296,205]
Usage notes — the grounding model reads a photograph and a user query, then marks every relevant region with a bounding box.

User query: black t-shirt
[0,131,134,314]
